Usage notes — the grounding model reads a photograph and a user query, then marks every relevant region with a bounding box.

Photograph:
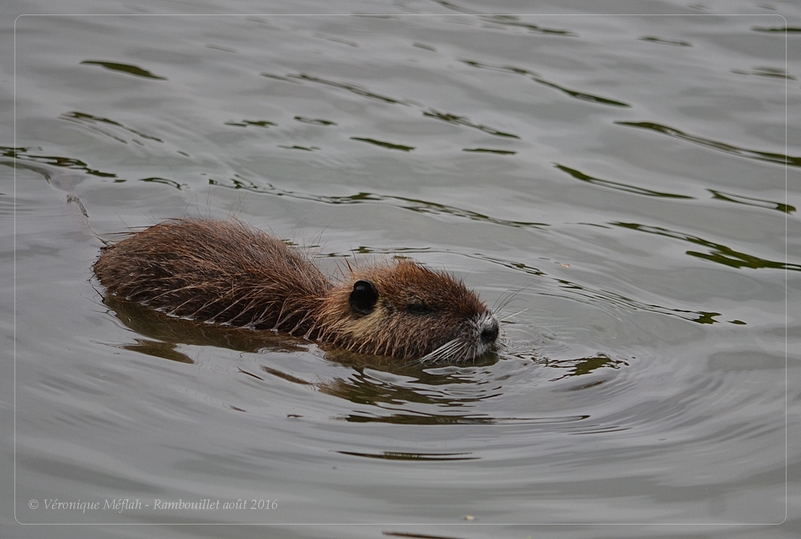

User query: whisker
[500,307,529,321]
[492,284,535,314]
[416,339,466,366]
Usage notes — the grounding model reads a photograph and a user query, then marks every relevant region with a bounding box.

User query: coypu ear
[349,280,378,315]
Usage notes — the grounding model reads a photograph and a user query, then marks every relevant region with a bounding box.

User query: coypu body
[93,219,499,363]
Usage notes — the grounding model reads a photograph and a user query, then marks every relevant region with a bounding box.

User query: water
[3,1,799,538]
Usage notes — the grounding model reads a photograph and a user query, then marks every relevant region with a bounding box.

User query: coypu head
[315,260,499,364]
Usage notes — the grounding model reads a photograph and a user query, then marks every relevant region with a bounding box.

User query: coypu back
[93,219,332,333]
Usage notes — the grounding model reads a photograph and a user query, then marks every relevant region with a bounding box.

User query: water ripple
[473,253,730,325]
[1,145,116,179]
[421,109,521,138]
[639,36,692,47]
[731,66,796,80]
[210,175,547,229]
[555,163,693,199]
[60,111,165,145]
[555,163,793,213]
[612,221,801,272]
[80,59,167,80]
[267,72,524,140]
[617,121,798,167]
[350,137,415,151]
[337,450,477,461]
[281,73,415,105]
[708,189,795,214]
[459,59,631,108]
[478,14,577,37]
[340,412,593,427]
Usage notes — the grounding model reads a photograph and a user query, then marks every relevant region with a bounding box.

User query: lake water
[3,1,800,538]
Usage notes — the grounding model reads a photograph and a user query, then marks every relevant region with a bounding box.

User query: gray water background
[2,1,800,538]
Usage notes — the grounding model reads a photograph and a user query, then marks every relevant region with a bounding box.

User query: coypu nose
[479,315,500,344]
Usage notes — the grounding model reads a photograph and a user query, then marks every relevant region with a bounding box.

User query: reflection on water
[208,175,550,228]
[59,111,165,144]
[80,59,168,80]
[613,221,800,272]
[559,156,795,214]
[543,353,629,381]
[555,163,694,199]
[102,295,312,360]
[99,291,628,422]
[2,145,116,179]
[459,58,631,107]
[336,450,477,461]
[276,71,524,139]
[616,121,799,167]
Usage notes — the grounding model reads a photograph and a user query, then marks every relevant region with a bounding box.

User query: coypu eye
[349,280,378,315]
[406,302,434,315]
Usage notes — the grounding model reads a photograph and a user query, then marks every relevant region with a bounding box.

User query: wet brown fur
[93,218,497,361]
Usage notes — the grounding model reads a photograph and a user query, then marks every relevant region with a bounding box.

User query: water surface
[3,2,799,538]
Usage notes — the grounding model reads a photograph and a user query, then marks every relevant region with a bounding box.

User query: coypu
[93,218,499,364]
